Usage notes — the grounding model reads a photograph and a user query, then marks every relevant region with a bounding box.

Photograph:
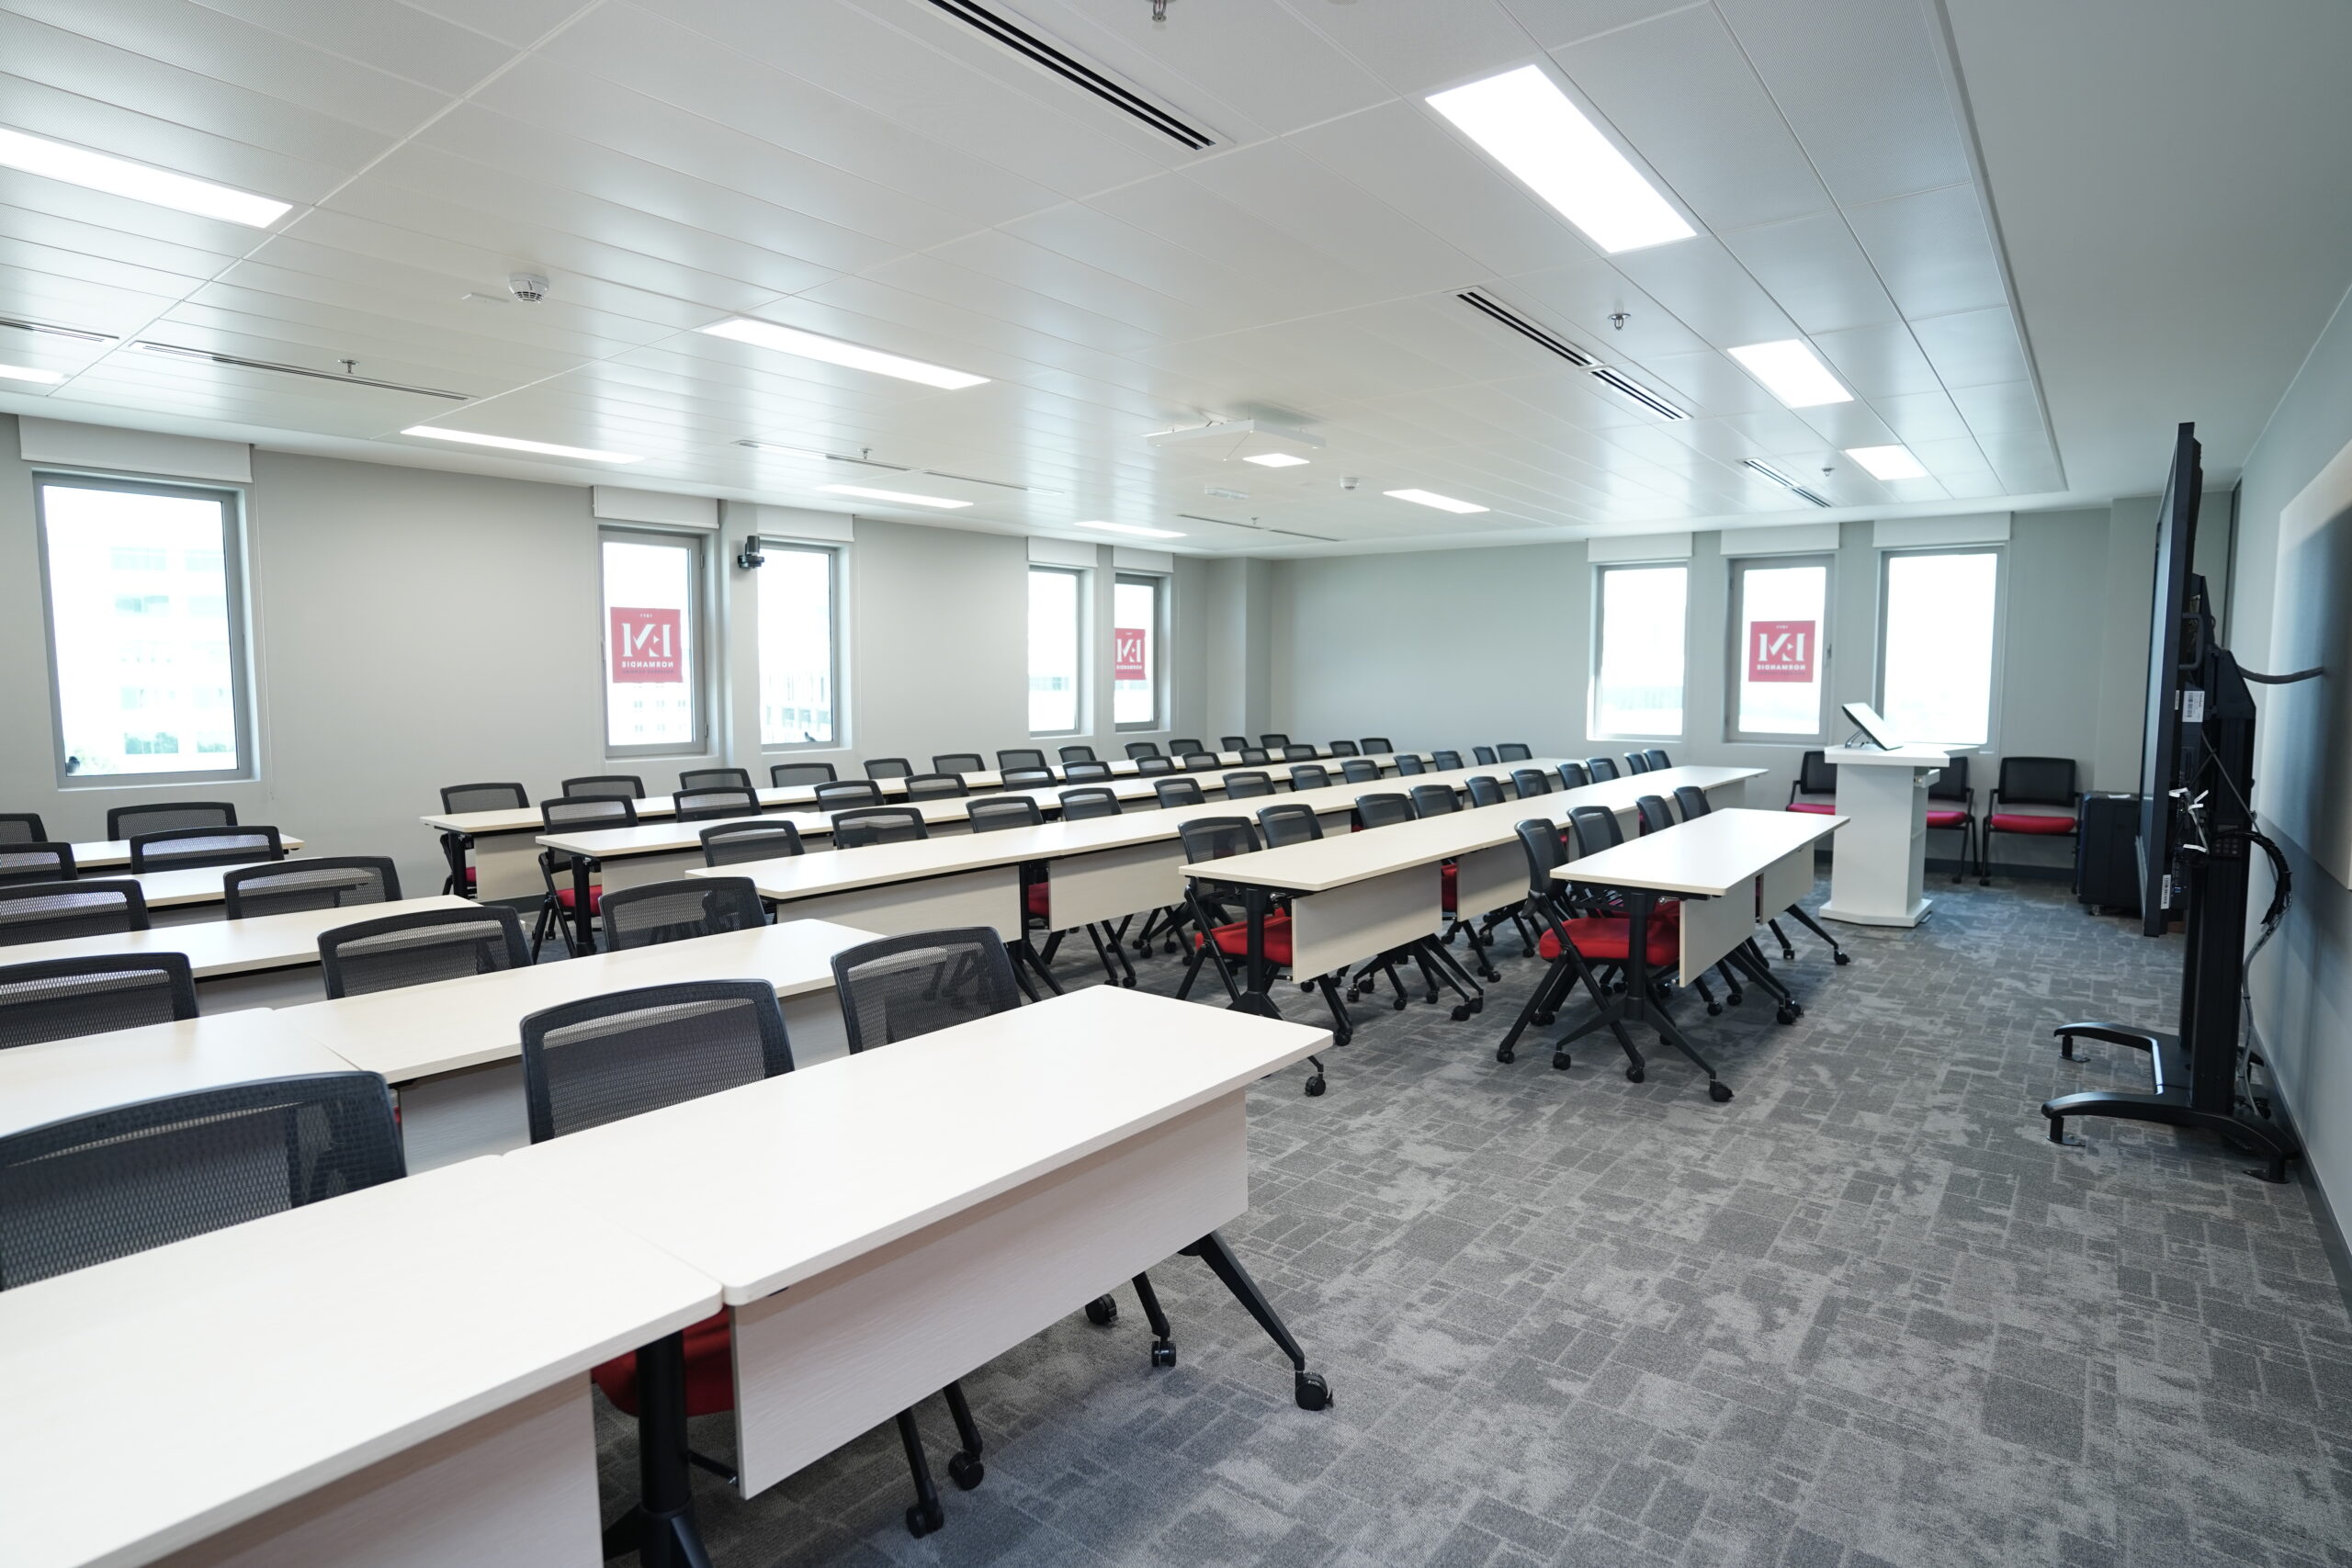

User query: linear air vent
[1589,366,1687,421]
[1742,459,1834,508]
[923,0,1216,150]
[922,468,1030,492]
[131,343,468,400]
[829,454,915,472]
[0,315,115,344]
[1173,513,1337,544]
[1457,292,1596,367]
[1178,513,1249,527]
[1267,527,1340,542]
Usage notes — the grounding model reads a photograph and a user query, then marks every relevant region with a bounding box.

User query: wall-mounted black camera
[735,535,766,570]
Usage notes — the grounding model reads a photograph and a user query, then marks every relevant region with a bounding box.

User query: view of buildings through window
[1028,566,1081,734]
[1881,550,1999,746]
[758,544,837,747]
[1591,563,1687,737]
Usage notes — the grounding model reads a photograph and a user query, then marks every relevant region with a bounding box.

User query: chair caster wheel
[1833,953,1851,965]
[1496,1046,1515,1064]
[1304,1074,1326,1097]
[1706,1003,1723,1016]
[1779,949,1796,963]
[1625,1066,1645,1083]
[1423,989,1440,1005]
[1085,1294,1117,1326]
[1122,976,1137,987]
[1390,995,1407,1011]
[1532,1011,1555,1026]
[1149,1339,1176,1370]
[1468,997,1484,1014]
[1294,1371,1332,1411]
[1551,1052,1571,1071]
[1449,1004,1470,1022]
[947,1452,985,1490]
[1776,1006,1798,1025]
[907,1501,944,1538]
[1709,1081,1735,1103]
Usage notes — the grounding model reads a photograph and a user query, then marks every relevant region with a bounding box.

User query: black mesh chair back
[1998,756,2077,807]
[1329,739,1361,757]
[1058,787,1124,820]
[1180,752,1222,773]
[1155,778,1206,809]
[1635,795,1676,835]
[932,752,985,776]
[1058,745,1097,764]
[1512,768,1558,798]
[1431,750,1464,770]
[1259,734,1290,749]
[1585,757,1620,782]
[678,768,753,793]
[1001,767,1057,788]
[1474,746,1498,765]
[1125,740,1162,760]
[0,814,45,845]
[813,780,884,812]
[1623,752,1652,774]
[703,818,804,866]
[968,796,1044,833]
[997,749,1046,772]
[1257,803,1323,848]
[1354,793,1417,829]
[600,877,766,952]
[0,953,196,1048]
[319,905,529,998]
[1279,745,1317,762]
[561,774,644,801]
[831,928,1022,1052]
[541,795,638,833]
[1557,761,1592,790]
[1223,772,1275,799]
[1643,749,1671,771]
[1928,756,1972,802]
[1672,785,1712,819]
[831,807,929,848]
[1569,805,1626,855]
[1171,739,1206,756]
[901,773,969,801]
[222,858,399,919]
[106,802,235,840]
[1065,760,1114,782]
[1498,743,1532,762]
[0,1072,404,1289]
[0,881,149,947]
[128,826,284,875]
[1220,737,1250,751]
[1411,783,1462,817]
[439,783,527,815]
[0,842,75,888]
[1136,754,1175,775]
[772,762,837,786]
[520,980,793,1143]
[1177,817,1261,876]
[1797,750,1839,795]
[1238,748,1272,764]
[1290,763,1332,792]
[1515,818,1569,898]
[1340,758,1382,784]
[1395,753,1427,775]
[1465,775,1507,809]
[864,757,913,780]
[1361,737,1393,754]
[673,786,762,822]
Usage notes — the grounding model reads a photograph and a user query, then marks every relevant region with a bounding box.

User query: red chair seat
[1025,881,1049,918]
[1990,812,2075,835]
[1538,916,1677,967]
[463,866,477,887]
[1925,808,1969,829]
[593,1308,732,1417]
[1442,861,1455,912]
[1200,914,1292,965]
[1786,801,1836,815]
[552,885,604,911]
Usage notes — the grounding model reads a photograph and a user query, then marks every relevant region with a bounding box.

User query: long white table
[66,833,308,875]
[48,844,314,926]
[0,1010,352,1140]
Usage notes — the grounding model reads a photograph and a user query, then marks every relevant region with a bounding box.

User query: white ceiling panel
[1871,389,1976,445]
[178,0,520,94]
[1948,379,2044,437]
[1717,210,1901,336]
[1634,350,1782,417]
[1178,141,1483,299]
[1607,237,1802,351]
[1842,182,2007,321]
[392,0,591,49]
[1502,0,1730,50]
[1807,321,1943,399]
[1908,305,2030,389]
[1500,258,1710,359]
[0,67,357,208]
[1290,0,1546,97]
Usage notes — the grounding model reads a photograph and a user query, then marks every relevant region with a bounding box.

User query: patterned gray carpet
[596,879,2352,1567]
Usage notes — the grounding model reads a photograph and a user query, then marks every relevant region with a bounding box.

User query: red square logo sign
[1114,626,1148,680]
[609,606,684,682]
[1747,619,1816,682]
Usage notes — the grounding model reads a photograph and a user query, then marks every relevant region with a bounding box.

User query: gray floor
[597,878,2352,1568]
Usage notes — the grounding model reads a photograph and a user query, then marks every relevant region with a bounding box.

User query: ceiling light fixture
[1242,452,1309,468]
[0,126,290,227]
[401,426,641,463]
[698,318,988,389]
[1426,66,1694,254]
[1728,339,1853,409]
[1385,488,1489,515]
[0,363,65,384]
[1844,444,1928,480]
[819,483,972,509]
[1074,520,1183,538]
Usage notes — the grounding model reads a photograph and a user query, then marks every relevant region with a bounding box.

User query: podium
[1819,745,1961,928]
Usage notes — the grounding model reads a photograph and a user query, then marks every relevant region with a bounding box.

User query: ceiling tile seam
[129,0,518,100]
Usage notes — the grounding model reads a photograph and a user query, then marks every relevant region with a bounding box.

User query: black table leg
[632,1331,713,1568]
[1181,1230,1330,1410]
[1231,886,1279,1019]
[569,854,596,957]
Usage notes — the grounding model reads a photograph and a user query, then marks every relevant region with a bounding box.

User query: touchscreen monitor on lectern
[1841,703,1904,750]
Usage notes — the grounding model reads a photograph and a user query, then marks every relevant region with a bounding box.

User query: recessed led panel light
[0,126,290,227]
[1844,444,1928,480]
[1385,488,1489,515]
[819,483,971,509]
[401,426,641,463]
[1427,66,1694,254]
[1075,520,1183,538]
[1728,340,1853,409]
[1241,452,1309,468]
[699,318,987,389]
[0,362,64,384]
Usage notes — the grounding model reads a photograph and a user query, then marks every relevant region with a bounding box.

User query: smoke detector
[1144,418,1324,466]
[508,273,548,303]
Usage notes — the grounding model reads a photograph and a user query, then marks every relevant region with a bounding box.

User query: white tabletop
[277,918,876,1083]
[0,1010,356,1139]
[1555,807,1846,897]
[68,835,307,873]
[0,895,477,979]
[500,986,1329,1304]
[0,1156,719,1568]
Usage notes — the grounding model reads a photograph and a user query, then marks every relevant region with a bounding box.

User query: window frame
[34,471,256,788]
[1111,570,1170,734]
[1724,552,1835,745]
[599,525,711,761]
[754,537,845,754]
[1026,563,1088,739]
[1873,545,2006,750]
[1588,560,1689,741]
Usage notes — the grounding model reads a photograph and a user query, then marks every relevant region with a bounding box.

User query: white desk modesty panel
[1559,808,1845,983]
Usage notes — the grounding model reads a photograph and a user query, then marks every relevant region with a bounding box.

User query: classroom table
[0,1156,719,1568]
[55,841,313,925]
[0,1010,350,1139]
[499,985,1332,1562]
[0,894,476,1009]
[66,833,308,874]
[277,918,876,1169]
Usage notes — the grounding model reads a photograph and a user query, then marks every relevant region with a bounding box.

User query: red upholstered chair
[1983,756,2078,885]
[1174,816,1335,1092]
[1785,750,1838,816]
[531,794,635,956]
[1926,757,1980,883]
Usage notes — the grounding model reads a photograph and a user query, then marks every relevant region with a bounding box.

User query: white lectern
[1820,745,1957,927]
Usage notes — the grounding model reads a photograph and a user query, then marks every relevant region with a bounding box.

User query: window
[600,529,704,755]
[1591,564,1687,737]
[757,543,840,749]
[1879,549,1999,746]
[1113,572,1167,731]
[1729,556,1830,739]
[1027,566,1083,735]
[38,476,250,782]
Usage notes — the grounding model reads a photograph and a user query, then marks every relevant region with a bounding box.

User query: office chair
[1584,757,1620,782]
[813,779,885,812]
[831,807,928,848]
[864,757,913,780]
[997,749,1047,773]
[1180,752,1222,773]
[1220,736,1250,751]
[1350,794,1483,1014]
[1465,776,1508,809]
[0,842,74,887]
[0,880,149,948]
[1431,750,1463,771]
[435,783,528,896]
[1223,772,1275,799]
[1409,783,1463,818]
[1360,737,1393,754]
[1984,757,2079,886]
[1155,777,1206,809]
[1281,744,1317,761]
[1125,741,1162,761]
[0,1072,403,1289]
[319,905,529,998]
[1001,767,1057,788]
[1328,739,1361,756]
[1354,792,1416,830]
[1786,751,1838,814]
[772,762,837,786]
[1059,787,1123,819]
[1623,752,1652,775]
[1170,739,1206,756]
[1136,754,1175,774]
[561,774,645,801]
[678,768,753,793]
[1493,818,1657,1076]
[1058,745,1098,765]
[105,801,235,840]
[599,877,765,952]
[1290,763,1332,792]
[901,773,969,802]
[222,857,399,919]
[0,814,45,844]
[967,797,1077,992]
[1340,758,1382,784]
[1258,734,1290,749]
[702,819,803,867]
[968,796,1043,834]
[1474,747,1498,765]
[673,785,763,821]
[1497,743,1532,762]
[932,752,985,776]
[1643,750,1671,771]
[1394,753,1427,775]
[534,795,637,957]
[1238,747,1272,764]
[1173,819,1337,1093]
[1064,760,1114,782]
[1556,761,1592,791]
[1634,795,1675,836]
[0,952,196,1048]
[128,825,284,875]
[1512,768,1559,799]
[1408,784,1498,982]
[1255,803,1322,848]
[1928,758,1980,883]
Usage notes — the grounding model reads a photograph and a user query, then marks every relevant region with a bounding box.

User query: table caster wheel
[947,1452,985,1490]
[1779,948,1796,962]
[1833,953,1851,966]
[1496,1046,1515,1064]
[1625,1066,1645,1083]
[1707,1003,1723,1016]
[1709,1081,1735,1103]
[1450,1004,1470,1022]
[1551,1051,1571,1071]
[1776,1006,1798,1025]
[1304,1074,1327,1097]
[1150,1339,1176,1370]
[1294,1371,1332,1411]
[906,1501,944,1538]
[1085,1294,1117,1326]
